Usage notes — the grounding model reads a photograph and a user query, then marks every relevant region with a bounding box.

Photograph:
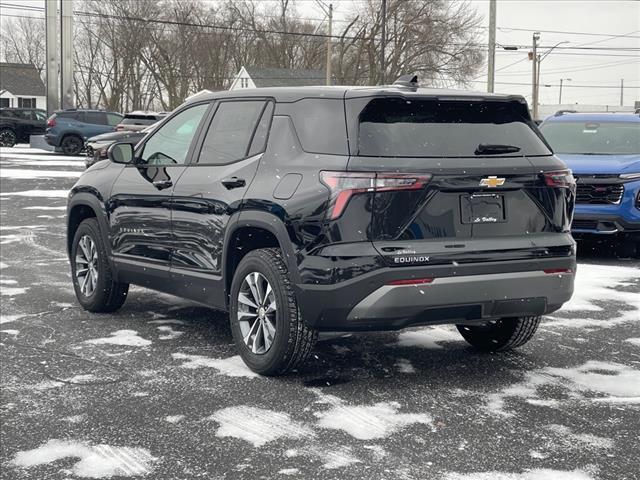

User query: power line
[497,26,640,39]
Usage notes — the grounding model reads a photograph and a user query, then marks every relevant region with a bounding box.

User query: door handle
[153,180,173,190]
[221,177,246,189]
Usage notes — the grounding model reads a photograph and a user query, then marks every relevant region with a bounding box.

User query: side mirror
[108,142,134,164]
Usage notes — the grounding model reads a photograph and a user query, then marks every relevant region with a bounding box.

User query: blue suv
[540,112,639,255]
[45,109,123,155]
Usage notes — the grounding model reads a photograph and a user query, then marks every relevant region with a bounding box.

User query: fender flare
[67,189,113,265]
[223,210,301,287]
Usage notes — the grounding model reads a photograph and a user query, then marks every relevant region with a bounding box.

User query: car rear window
[120,115,158,125]
[353,97,551,157]
[540,121,640,155]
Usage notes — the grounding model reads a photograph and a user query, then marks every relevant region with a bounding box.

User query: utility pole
[325,4,333,86]
[60,0,74,109]
[380,0,386,85]
[620,79,624,106]
[558,78,571,104]
[45,0,59,115]
[530,32,540,120]
[487,0,497,93]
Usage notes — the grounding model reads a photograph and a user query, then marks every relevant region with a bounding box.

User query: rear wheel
[71,218,129,312]
[456,316,541,352]
[0,128,17,147]
[61,135,83,155]
[229,248,317,376]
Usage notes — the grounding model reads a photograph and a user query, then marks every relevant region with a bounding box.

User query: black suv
[0,107,48,147]
[67,79,577,375]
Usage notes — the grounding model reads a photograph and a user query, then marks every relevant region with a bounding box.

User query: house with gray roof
[229,66,329,90]
[0,63,46,109]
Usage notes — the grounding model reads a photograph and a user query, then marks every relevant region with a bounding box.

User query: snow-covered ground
[1,146,638,479]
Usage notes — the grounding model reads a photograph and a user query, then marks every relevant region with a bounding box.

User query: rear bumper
[295,256,576,332]
[44,133,60,147]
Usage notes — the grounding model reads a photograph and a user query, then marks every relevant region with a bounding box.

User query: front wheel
[229,248,317,376]
[71,218,129,312]
[0,128,17,147]
[456,316,541,352]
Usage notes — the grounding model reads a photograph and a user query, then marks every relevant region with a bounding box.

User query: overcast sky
[3,0,639,106]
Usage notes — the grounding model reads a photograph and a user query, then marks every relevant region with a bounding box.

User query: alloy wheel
[75,235,99,297]
[237,272,277,354]
[0,130,16,147]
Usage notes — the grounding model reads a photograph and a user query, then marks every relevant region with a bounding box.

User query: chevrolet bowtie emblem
[479,176,506,188]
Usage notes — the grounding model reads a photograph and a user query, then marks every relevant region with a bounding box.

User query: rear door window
[107,113,123,126]
[83,112,108,125]
[351,97,551,157]
[197,100,266,165]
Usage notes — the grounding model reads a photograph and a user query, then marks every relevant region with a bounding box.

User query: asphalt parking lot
[1,146,639,480]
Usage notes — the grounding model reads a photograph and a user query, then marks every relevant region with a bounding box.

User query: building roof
[244,67,327,88]
[0,63,46,96]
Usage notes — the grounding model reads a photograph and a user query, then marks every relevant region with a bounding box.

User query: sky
[2,0,639,107]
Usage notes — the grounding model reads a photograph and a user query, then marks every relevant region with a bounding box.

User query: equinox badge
[479,176,506,188]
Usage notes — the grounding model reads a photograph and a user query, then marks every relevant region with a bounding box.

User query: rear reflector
[543,268,573,274]
[320,171,431,220]
[387,278,434,286]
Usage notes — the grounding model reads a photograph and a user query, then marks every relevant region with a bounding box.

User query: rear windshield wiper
[475,144,522,155]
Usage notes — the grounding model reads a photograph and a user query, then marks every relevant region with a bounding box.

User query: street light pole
[487,0,497,93]
[531,32,539,119]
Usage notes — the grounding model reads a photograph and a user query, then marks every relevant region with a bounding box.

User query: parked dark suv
[0,107,48,147]
[67,79,577,375]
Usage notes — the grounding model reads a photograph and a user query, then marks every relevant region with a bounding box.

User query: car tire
[456,316,541,352]
[0,128,17,147]
[61,135,83,155]
[229,248,317,376]
[71,218,129,313]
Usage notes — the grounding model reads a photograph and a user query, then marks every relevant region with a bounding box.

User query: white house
[0,63,46,109]
[229,66,328,90]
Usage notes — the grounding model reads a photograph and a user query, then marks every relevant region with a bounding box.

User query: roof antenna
[393,74,419,90]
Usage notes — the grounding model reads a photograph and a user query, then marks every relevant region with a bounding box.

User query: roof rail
[554,109,578,116]
[393,74,419,90]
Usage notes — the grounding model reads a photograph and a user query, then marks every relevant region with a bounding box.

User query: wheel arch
[67,191,111,260]
[223,211,300,307]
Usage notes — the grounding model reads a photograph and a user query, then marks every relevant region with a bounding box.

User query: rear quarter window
[281,98,348,155]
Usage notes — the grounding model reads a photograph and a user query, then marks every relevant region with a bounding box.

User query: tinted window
[83,112,108,125]
[140,103,208,165]
[248,102,274,157]
[355,98,550,157]
[57,111,79,121]
[120,116,157,125]
[13,110,31,120]
[107,113,123,126]
[197,101,265,165]
[33,110,47,121]
[288,98,348,155]
[540,121,640,155]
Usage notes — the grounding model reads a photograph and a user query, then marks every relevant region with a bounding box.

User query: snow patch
[0,189,69,198]
[314,393,432,440]
[0,329,19,335]
[0,168,82,179]
[562,263,639,312]
[23,206,67,211]
[164,415,185,423]
[443,470,596,480]
[395,325,462,349]
[157,325,183,340]
[395,358,416,373]
[11,439,157,478]
[626,338,640,347]
[209,406,314,447]
[85,330,152,347]
[278,468,300,475]
[172,353,258,378]
[0,286,28,296]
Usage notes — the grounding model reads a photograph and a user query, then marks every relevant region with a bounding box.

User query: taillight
[46,118,56,127]
[543,169,575,188]
[319,171,431,220]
